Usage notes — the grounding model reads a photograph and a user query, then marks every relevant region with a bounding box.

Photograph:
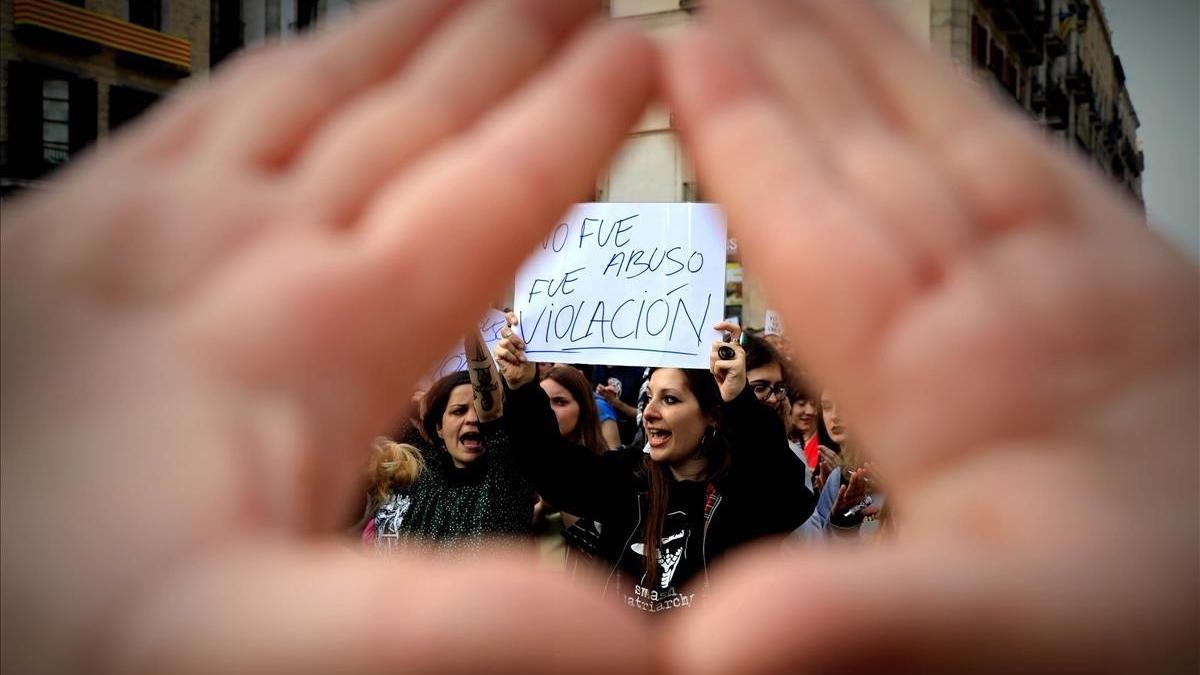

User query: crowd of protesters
[355,313,890,614]
[4,0,1196,672]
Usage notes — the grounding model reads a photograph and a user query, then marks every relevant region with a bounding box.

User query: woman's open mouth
[645,427,672,448]
[459,430,483,451]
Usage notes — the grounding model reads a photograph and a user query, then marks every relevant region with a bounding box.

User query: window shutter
[6,61,42,178]
[69,77,98,156]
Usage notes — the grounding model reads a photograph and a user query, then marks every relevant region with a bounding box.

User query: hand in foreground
[0,1,655,673]
[494,311,538,389]
[661,0,1198,673]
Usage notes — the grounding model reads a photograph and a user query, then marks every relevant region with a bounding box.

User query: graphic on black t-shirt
[625,508,699,613]
[372,493,413,552]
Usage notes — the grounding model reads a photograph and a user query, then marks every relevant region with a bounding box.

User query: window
[1003,61,1019,96]
[42,80,70,165]
[971,16,988,68]
[129,0,162,31]
[210,0,244,67]
[988,40,1005,80]
[5,63,96,179]
[296,0,318,31]
[109,85,161,131]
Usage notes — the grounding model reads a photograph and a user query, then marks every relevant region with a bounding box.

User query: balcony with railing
[1044,77,1069,130]
[980,0,1044,65]
[1064,42,1093,103]
[12,0,191,72]
[1044,9,1067,57]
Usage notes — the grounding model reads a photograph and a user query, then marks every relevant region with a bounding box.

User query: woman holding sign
[495,318,815,614]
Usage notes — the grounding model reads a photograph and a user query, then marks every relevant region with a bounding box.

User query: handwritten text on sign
[432,309,509,379]
[514,203,727,369]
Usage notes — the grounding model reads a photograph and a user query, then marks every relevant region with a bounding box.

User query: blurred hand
[0,1,655,673]
[661,0,1198,673]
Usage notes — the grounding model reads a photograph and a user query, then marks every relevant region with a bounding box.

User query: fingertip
[660,20,767,126]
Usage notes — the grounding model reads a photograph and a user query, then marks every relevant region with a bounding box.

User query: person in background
[786,382,821,471]
[590,388,624,450]
[741,332,814,492]
[797,392,882,541]
[593,364,646,444]
[541,365,611,456]
[348,389,433,536]
[361,438,425,552]
[531,364,613,567]
[741,332,792,421]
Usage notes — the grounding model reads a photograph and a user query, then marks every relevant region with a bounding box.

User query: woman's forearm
[609,397,638,420]
[465,329,502,422]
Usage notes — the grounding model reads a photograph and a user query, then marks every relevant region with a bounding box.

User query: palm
[661,1,1198,673]
[2,1,657,673]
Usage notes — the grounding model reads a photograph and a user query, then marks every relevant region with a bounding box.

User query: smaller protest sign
[764,309,784,336]
[432,308,509,379]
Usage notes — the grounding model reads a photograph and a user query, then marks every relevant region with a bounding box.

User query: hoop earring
[698,425,718,457]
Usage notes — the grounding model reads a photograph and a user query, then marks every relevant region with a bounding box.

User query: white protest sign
[432,308,510,378]
[764,309,783,336]
[514,203,727,369]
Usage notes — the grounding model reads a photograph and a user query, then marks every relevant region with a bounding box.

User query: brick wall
[1,0,209,171]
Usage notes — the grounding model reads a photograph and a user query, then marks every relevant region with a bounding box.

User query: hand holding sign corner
[494,312,537,391]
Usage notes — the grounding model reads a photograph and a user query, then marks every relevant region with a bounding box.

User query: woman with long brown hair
[540,365,609,456]
[495,318,814,614]
[796,391,884,542]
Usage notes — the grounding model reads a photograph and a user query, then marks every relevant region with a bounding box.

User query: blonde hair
[368,438,424,504]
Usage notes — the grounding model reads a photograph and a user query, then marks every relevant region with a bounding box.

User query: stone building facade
[0,0,210,192]
[607,0,1145,327]
[210,0,355,67]
[0,0,357,195]
[1,0,1145,328]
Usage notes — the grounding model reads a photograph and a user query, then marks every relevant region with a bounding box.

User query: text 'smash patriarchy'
[514,203,727,369]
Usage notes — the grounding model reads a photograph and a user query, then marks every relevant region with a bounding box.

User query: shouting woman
[391,330,535,552]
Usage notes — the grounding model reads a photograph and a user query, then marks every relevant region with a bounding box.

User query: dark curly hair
[421,371,472,445]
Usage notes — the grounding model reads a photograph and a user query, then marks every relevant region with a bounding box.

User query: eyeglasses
[750,382,789,400]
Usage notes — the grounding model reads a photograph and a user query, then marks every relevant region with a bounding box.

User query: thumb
[111,544,654,675]
[662,542,1177,675]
